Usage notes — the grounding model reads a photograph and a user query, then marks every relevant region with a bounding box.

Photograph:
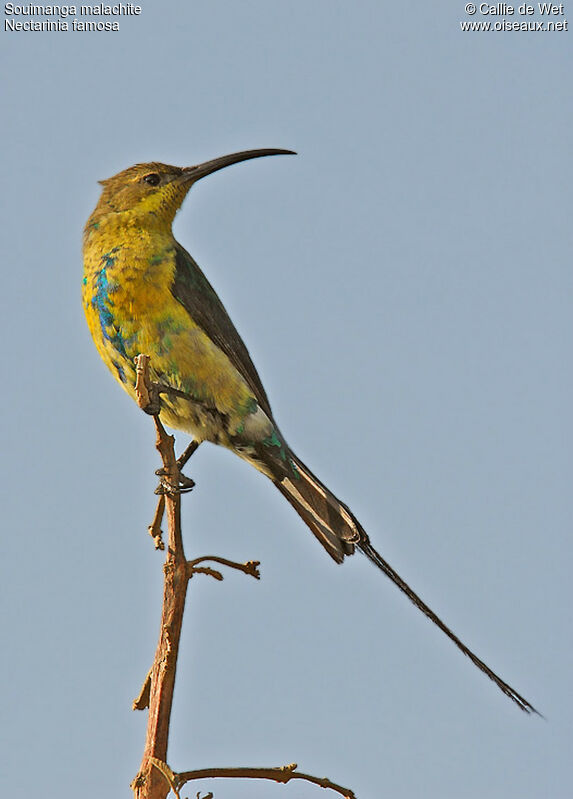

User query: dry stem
[131,412,188,799]
[174,762,356,798]
[130,354,357,798]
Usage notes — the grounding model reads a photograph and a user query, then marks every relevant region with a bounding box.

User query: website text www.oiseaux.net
[461,2,568,31]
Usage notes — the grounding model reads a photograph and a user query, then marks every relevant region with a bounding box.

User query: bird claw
[154,471,195,496]
[141,383,162,416]
[178,473,196,490]
[153,440,198,495]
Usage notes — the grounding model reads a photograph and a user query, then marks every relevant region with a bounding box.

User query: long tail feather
[275,451,539,715]
[358,538,539,714]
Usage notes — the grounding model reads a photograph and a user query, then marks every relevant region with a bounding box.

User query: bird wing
[171,242,273,418]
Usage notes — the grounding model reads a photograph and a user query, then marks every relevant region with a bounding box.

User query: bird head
[89,149,295,229]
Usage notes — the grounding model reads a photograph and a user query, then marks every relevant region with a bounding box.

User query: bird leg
[154,439,200,494]
[135,356,200,548]
[175,439,200,489]
[141,385,161,416]
[154,468,194,495]
[177,439,200,471]
[149,439,200,548]
[146,381,200,490]
[154,439,200,495]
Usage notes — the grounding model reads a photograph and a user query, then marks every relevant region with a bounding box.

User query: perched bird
[83,149,536,713]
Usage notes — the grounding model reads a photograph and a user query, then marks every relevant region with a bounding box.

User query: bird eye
[143,173,161,186]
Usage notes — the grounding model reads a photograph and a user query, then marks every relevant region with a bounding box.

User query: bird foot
[140,382,162,416]
[154,467,195,495]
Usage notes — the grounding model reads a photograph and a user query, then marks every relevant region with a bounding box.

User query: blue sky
[2,2,571,797]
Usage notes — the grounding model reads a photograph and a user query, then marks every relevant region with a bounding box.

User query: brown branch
[149,759,180,798]
[148,495,166,551]
[188,565,224,581]
[131,412,188,799]
[130,354,356,799]
[133,669,152,711]
[174,762,357,799]
[188,555,261,580]
[135,354,152,409]
[130,356,262,799]
[130,355,186,798]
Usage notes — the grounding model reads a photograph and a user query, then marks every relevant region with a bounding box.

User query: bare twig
[188,566,224,581]
[148,495,166,551]
[188,555,261,580]
[133,669,152,711]
[175,762,357,799]
[131,413,188,799]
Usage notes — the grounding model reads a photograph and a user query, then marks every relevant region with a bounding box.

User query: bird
[83,148,536,714]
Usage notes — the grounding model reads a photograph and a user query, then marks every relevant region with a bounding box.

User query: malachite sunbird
[83,149,536,714]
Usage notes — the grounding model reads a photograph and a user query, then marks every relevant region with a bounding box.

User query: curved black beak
[180,148,296,183]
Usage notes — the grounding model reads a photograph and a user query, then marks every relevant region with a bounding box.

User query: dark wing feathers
[171,242,273,418]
